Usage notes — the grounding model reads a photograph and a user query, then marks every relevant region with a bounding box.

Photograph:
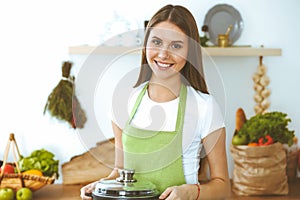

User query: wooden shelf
[69,45,142,55]
[202,46,281,57]
[69,45,282,57]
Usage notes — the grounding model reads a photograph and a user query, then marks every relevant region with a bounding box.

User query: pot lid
[92,169,159,198]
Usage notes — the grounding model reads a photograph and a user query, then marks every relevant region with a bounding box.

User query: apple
[0,188,14,200]
[232,134,248,145]
[0,164,15,174]
[16,187,32,200]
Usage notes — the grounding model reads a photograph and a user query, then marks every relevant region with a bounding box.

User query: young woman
[81,4,230,200]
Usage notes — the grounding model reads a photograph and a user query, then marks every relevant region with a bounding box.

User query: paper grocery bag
[283,144,298,181]
[230,142,288,196]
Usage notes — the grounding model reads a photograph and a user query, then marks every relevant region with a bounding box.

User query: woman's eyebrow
[151,36,184,43]
[150,36,162,40]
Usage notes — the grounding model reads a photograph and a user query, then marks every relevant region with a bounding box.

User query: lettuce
[18,149,59,178]
[237,111,295,146]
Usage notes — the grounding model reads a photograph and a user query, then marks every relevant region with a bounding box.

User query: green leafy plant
[237,111,295,146]
[18,149,59,178]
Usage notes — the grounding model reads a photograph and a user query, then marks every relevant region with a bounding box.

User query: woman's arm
[159,128,230,200]
[102,121,125,179]
[198,127,231,199]
[80,121,124,199]
[100,121,124,180]
[112,121,124,170]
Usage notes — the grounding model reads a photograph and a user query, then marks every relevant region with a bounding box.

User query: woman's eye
[171,43,182,49]
[152,39,162,46]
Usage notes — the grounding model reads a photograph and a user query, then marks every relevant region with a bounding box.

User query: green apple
[232,134,248,145]
[0,188,14,200]
[16,187,32,200]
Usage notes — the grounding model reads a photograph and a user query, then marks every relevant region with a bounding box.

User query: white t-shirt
[111,82,225,184]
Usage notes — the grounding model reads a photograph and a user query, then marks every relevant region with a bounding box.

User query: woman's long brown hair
[134,4,209,94]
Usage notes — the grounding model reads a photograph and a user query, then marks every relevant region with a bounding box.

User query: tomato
[0,164,15,174]
[232,134,248,145]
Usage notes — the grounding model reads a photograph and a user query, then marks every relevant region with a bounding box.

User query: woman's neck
[148,77,181,102]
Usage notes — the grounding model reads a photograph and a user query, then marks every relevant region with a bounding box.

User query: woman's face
[146,21,188,82]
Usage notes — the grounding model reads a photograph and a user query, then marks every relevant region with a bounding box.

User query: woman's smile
[155,60,174,70]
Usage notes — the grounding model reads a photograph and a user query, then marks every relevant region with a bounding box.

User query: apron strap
[175,84,187,133]
[128,83,148,122]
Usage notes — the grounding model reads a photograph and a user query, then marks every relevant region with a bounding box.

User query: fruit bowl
[0,134,56,192]
[0,173,56,192]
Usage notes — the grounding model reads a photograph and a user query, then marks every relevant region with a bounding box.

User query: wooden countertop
[33,179,300,200]
[33,183,83,200]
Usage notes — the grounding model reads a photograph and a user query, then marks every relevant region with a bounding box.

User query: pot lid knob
[116,169,136,183]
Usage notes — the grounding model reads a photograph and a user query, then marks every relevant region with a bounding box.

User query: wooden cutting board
[61,138,115,185]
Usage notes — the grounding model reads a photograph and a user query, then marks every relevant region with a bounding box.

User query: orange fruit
[248,142,259,147]
[22,169,43,176]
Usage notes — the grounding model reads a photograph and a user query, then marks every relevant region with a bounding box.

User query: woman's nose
[158,47,169,60]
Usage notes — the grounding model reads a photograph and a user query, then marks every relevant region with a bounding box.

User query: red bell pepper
[258,134,274,146]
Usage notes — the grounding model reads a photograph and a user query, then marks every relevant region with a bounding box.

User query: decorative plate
[203,4,243,45]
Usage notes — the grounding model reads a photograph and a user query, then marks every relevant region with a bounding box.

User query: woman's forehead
[149,21,187,41]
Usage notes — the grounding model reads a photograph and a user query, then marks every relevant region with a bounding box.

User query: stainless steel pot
[92,169,159,199]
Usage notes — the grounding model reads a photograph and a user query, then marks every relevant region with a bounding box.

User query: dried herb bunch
[44,61,87,129]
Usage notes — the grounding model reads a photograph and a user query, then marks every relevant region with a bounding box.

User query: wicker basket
[0,133,56,191]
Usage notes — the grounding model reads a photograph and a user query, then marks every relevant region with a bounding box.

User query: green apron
[122,83,187,193]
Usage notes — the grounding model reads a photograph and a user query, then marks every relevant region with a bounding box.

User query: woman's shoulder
[187,86,225,137]
[130,82,148,99]
[127,81,149,109]
[133,81,148,92]
[187,86,224,116]
[187,86,214,103]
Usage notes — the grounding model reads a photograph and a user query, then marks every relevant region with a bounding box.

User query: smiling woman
[80,4,230,200]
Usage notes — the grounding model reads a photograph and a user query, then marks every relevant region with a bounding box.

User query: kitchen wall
[0,0,299,183]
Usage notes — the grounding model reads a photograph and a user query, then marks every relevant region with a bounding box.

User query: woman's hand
[159,184,198,200]
[80,169,120,200]
[80,181,98,200]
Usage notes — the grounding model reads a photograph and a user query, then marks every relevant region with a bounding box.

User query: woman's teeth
[156,61,172,68]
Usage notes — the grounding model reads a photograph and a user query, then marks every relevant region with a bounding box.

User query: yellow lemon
[22,169,43,176]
